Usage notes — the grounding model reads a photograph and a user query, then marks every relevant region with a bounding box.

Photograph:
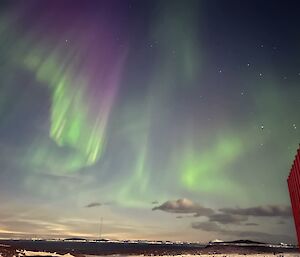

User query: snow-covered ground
[17,250,74,257]
[181,255,300,257]
[0,252,299,257]
[85,254,300,257]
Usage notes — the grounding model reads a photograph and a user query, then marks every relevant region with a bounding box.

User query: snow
[0,245,10,248]
[18,250,74,257]
[210,239,224,243]
[180,255,300,257]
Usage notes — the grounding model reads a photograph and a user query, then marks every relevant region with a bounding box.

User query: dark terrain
[0,239,298,256]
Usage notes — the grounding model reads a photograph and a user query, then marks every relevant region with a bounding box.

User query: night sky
[0,0,299,243]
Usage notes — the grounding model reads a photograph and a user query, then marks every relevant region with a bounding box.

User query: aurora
[0,0,299,244]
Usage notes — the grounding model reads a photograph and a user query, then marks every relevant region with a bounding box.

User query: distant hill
[95,238,109,242]
[64,237,87,241]
[212,239,265,245]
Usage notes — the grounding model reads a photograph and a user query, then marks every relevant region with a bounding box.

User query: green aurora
[0,0,299,243]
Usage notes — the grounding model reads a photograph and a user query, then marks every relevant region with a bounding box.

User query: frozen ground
[181,253,300,257]
[1,251,300,257]
[17,250,74,257]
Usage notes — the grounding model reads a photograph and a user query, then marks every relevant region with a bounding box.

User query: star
[293,124,297,129]
[261,125,264,130]
[247,63,250,67]
[259,73,263,77]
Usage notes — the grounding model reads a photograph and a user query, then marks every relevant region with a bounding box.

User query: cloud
[85,202,102,208]
[219,205,292,218]
[85,201,113,208]
[244,222,259,226]
[192,221,221,232]
[209,213,248,224]
[277,220,286,225]
[152,198,214,217]
[191,221,292,243]
[151,201,159,204]
[153,199,292,242]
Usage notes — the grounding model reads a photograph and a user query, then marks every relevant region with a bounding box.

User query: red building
[287,146,300,246]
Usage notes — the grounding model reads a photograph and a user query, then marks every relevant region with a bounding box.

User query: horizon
[0,0,299,245]
[0,235,295,245]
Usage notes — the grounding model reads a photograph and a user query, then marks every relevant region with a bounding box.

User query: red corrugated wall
[288,147,300,246]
